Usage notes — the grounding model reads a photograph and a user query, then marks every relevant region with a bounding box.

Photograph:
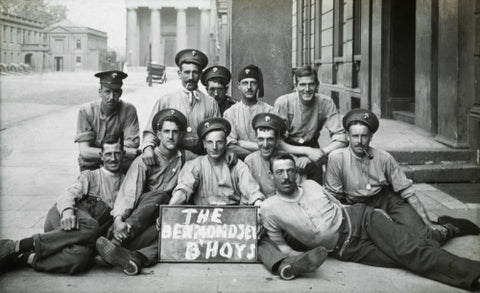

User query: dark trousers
[348,189,445,243]
[31,204,102,274]
[336,204,480,291]
[120,189,170,265]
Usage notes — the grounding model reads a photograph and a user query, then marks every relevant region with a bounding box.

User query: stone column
[199,8,210,53]
[126,7,138,66]
[176,7,187,51]
[150,7,162,63]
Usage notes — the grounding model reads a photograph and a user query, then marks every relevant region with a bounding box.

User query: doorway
[54,57,63,71]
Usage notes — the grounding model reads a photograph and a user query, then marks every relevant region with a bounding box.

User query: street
[0,70,479,293]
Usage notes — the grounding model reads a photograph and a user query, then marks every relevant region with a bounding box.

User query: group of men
[1,48,480,291]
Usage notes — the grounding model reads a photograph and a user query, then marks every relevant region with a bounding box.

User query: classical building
[125,0,219,67]
[44,20,108,72]
[0,12,49,71]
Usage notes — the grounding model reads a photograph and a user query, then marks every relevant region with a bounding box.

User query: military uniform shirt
[112,147,196,217]
[261,180,343,252]
[324,147,415,203]
[273,92,347,145]
[223,101,273,145]
[75,100,140,148]
[142,87,220,151]
[173,155,265,206]
[56,168,124,215]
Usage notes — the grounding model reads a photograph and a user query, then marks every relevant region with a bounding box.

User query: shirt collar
[181,86,201,101]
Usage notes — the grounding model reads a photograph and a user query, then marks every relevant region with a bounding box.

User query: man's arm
[78,141,102,162]
[169,160,199,204]
[123,104,141,159]
[323,153,346,202]
[56,172,91,230]
[235,161,266,205]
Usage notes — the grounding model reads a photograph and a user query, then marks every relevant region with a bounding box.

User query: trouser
[31,199,111,274]
[118,189,170,265]
[286,138,324,185]
[335,204,480,291]
[347,188,445,243]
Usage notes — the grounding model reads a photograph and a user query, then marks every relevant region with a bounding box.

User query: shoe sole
[96,237,138,276]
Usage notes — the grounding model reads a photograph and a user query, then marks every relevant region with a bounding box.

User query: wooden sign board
[158,205,258,263]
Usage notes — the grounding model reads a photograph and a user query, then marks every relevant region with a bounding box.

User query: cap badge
[205,122,210,128]
[112,72,118,79]
[265,116,271,122]
[245,69,250,74]
[213,67,218,72]
[170,110,176,115]
[363,113,370,119]
[192,50,197,56]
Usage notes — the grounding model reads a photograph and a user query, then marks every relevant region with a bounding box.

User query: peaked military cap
[197,117,231,139]
[237,64,264,97]
[175,49,208,70]
[94,70,127,89]
[252,113,287,136]
[201,65,231,86]
[152,108,188,132]
[342,108,379,133]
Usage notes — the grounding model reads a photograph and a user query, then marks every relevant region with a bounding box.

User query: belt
[333,206,352,257]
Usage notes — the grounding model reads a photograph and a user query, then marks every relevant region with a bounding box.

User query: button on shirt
[173,155,265,206]
[56,168,124,215]
[223,101,273,145]
[324,147,414,203]
[261,180,343,252]
[75,100,140,148]
[112,148,195,217]
[273,92,347,145]
[142,87,221,151]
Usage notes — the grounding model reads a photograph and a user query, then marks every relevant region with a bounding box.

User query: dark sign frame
[158,205,259,263]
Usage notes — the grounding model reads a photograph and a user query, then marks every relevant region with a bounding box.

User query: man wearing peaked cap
[142,49,221,163]
[325,108,480,245]
[98,108,196,276]
[169,117,266,207]
[201,65,236,115]
[75,70,140,172]
[223,64,273,159]
[273,65,347,185]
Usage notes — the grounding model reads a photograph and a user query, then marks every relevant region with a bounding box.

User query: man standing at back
[224,64,273,159]
[142,49,220,162]
[201,65,236,115]
[75,70,140,172]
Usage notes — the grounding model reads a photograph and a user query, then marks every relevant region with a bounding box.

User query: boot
[96,236,144,276]
[278,246,328,280]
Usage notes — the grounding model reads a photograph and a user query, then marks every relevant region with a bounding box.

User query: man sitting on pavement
[169,117,265,206]
[0,135,125,275]
[95,109,195,276]
[324,108,480,242]
[75,70,140,172]
[224,64,273,159]
[273,65,348,183]
[261,153,480,291]
[142,49,221,159]
[201,65,236,115]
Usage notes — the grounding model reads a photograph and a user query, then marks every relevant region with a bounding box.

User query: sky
[47,0,127,57]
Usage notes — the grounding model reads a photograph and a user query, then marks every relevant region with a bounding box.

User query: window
[333,0,344,58]
[295,0,321,67]
[76,38,81,49]
[76,56,82,65]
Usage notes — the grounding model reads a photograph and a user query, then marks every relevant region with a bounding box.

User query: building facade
[44,20,108,72]
[125,0,219,67]
[0,13,49,72]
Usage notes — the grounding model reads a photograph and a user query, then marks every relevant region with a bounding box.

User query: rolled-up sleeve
[74,107,95,143]
[112,157,146,217]
[321,99,348,144]
[123,105,140,148]
[384,155,414,199]
[173,159,200,202]
[56,173,90,214]
[235,161,265,205]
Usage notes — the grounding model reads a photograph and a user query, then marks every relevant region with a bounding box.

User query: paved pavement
[0,70,479,293]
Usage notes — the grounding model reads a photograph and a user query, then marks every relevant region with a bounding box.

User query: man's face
[348,123,373,157]
[101,142,124,173]
[157,121,181,152]
[255,128,277,159]
[178,63,201,91]
[207,80,227,102]
[271,158,297,195]
[203,130,227,161]
[296,75,318,103]
[99,85,122,111]
[238,78,258,100]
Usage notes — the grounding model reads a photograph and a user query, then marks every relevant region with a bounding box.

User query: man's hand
[428,223,449,235]
[156,217,162,232]
[125,148,141,159]
[141,146,157,166]
[113,217,130,243]
[296,156,311,172]
[60,209,78,230]
[225,151,238,168]
[305,148,325,164]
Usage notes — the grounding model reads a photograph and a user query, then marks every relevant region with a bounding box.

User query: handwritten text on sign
[159,206,258,262]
